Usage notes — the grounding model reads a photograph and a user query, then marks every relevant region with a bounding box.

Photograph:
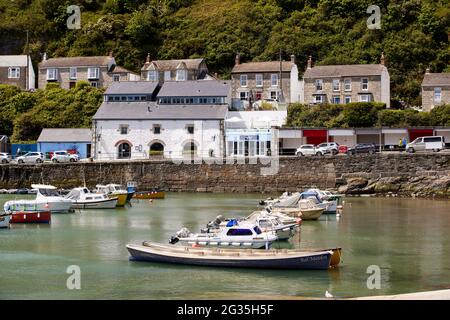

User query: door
[86,144,91,158]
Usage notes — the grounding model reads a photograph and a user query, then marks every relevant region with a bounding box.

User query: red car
[338,145,348,154]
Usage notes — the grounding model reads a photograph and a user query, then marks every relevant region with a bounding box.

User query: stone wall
[1,154,449,197]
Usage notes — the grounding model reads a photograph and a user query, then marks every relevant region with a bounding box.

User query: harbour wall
[0,154,449,197]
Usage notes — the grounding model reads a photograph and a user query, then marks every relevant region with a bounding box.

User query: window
[8,67,20,79]
[90,82,98,88]
[361,78,369,91]
[120,125,128,135]
[164,71,171,81]
[314,95,323,104]
[344,95,352,104]
[315,79,323,91]
[359,94,371,102]
[148,70,158,82]
[255,74,263,87]
[47,68,58,80]
[271,74,278,87]
[69,67,77,80]
[344,78,352,91]
[240,91,249,100]
[434,87,442,103]
[332,79,340,91]
[332,95,341,104]
[113,75,120,82]
[187,125,194,134]
[153,125,161,134]
[176,69,187,81]
[88,67,100,79]
[270,91,278,101]
[226,229,253,236]
[240,74,247,87]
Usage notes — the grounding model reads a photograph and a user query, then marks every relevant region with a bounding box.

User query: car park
[317,142,339,155]
[347,143,378,155]
[51,151,79,163]
[16,152,45,164]
[296,144,324,156]
[406,136,445,153]
[0,152,12,164]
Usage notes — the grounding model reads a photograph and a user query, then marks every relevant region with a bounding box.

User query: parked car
[347,143,378,155]
[317,142,339,155]
[16,152,45,164]
[51,151,79,163]
[406,136,445,153]
[296,144,324,156]
[0,152,12,164]
[338,145,348,154]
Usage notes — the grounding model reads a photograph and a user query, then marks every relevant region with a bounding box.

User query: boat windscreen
[253,226,262,235]
[66,190,81,200]
[39,189,60,197]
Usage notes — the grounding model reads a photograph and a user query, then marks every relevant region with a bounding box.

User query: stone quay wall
[0,154,449,197]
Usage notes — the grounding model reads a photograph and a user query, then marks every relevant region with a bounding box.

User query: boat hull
[133,191,165,200]
[71,197,118,209]
[0,214,11,228]
[110,194,127,207]
[300,209,324,220]
[4,200,72,213]
[10,211,51,224]
[126,244,332,270]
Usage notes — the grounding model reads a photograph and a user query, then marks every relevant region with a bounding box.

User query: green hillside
[0,0,449,107]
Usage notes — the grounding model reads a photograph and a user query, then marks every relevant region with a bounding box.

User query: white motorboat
[3,184,73,213]
[170,221,278,249]
[95,184,128,207]
[65,187,118,209]
[305,189,343,213]
[271,199,324,220]
[0,212,11,228]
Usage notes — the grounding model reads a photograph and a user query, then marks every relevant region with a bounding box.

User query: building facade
[0,55,35,90]
[37,128,92,159]
[141,55,209,84]
[230,54,301,109]
[421,71,450,111]
[38,54,137,89]
[302,54,390,108]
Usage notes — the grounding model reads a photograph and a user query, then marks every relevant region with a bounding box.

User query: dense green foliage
[287,102,450,128]
[0,83,104,142]
[0,0,448,105]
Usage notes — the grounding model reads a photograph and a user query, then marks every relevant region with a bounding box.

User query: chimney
[380,52,386,66]
[307,56,312,69]
[291,54,296,64]
[42,52,47,61]
[146,53,151,64]
[235,53,240,65]
[425,67,431,74]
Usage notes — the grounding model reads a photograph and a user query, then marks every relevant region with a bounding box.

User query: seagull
[325,290,334,298]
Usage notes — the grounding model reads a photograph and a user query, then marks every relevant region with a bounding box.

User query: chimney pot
[380,52,386,66]
[307,56,312,69]
[43,52,48,61]
[291,54,296,63]
[235,53,241,65]
[425,67,431,74]
[146,53,151,64]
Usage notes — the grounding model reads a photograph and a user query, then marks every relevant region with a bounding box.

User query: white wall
[94,119,223,160]
[381,66,390,108]
[290,65,302,103]
[227,111,287,129]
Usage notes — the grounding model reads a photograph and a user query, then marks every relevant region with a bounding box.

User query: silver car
[51,151,79,163]
[16,152,45,164]
[296,144,324,156]
[0,152,12,164]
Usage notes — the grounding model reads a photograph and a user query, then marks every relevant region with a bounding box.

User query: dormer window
[88,67,100,80]
[47,68,58,81]
[8,67,20,79]
[176,69,187,81]
[148,70,158,82]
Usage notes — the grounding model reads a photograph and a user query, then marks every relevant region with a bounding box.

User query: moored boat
[65,187,118,209]
[133,189,165,200]
[126,242,334,270]
[10,211,51,224]
[271,199,324,220]
[96,184,128,207]
[0,212,11,228]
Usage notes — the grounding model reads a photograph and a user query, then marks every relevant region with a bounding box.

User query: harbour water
[1,193,450,299]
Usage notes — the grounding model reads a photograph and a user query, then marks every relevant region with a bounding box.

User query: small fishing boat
[10,211,51,224]
[303,189,341,214]
[133,189,165,200]
[127,242,336,270]
[271,199,324,220]
[0,212,11,228]
[170,221,278,249]
[96,184,128,207]
[3,184,73,213]
[65,187,118,209]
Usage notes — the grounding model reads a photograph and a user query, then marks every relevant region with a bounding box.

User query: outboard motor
[169,236,179,244]
[169,227,192,245]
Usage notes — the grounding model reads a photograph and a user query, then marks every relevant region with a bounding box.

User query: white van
[406,136,445,153]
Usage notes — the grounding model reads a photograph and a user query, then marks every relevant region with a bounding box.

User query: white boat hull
[4,199,73,213]
[71,198,118,209]
[0,214,11,228]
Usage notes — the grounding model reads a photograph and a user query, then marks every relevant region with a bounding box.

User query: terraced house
[421,70,450,111]
[38,53,139,89]
[302,54,390,108]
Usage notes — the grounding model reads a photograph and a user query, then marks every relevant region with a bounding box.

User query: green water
[1,193,450,299]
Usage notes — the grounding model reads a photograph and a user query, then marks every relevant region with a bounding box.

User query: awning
[329,129,354,136]
[382,128,408,134]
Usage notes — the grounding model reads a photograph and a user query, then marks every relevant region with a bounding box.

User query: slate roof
[231,61,296,73]
[39,56,114,68]
[303,64,386,78]
[422,73,450,87]
[105,81,159,95]
[0,55,29,67]
[157,80,230,97]
[141,58,205,71]
[37,128,91,143]
[93,102,228,120]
